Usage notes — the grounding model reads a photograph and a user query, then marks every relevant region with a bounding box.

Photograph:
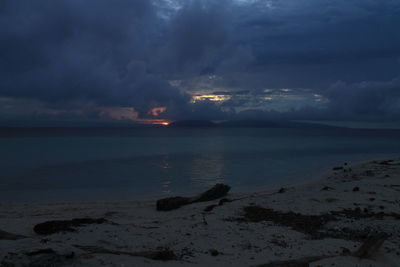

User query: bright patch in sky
[191,94,232,103]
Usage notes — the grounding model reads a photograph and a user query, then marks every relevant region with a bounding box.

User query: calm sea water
[1,127,399,202]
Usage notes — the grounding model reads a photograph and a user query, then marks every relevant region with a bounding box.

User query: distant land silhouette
[168,120,343,129]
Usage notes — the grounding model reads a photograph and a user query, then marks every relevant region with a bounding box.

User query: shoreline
[1,158,400,266]
[0,156,386,205]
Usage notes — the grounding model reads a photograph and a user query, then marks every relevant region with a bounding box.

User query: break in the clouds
[0,0,399,124]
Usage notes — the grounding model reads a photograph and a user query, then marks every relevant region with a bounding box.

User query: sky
[0,0,399,125]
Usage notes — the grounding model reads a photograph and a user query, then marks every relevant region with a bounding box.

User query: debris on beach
[204,198,232,212]
[0,229,27,240]
[74,245,177,261]
[33,218,107,235]
[194,183,231,202]
[209,249,220,256]
[156,183,231,211]
[204,204,218,212]
[237,205,335,238]
[352,233,389,258]
[255,255,329,267]
[235,205,398,241]
[156,196,190,211]
[277,187,286,193]
[333,166,344,171]
[256,233,389,266]
[321,186,334,191]
[1,248,75,267]
[330,208,400,220]
[378,159,397,165]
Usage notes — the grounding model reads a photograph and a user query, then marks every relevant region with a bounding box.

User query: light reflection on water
[188,153,226,187]
[161,181,172,194]
[157,152,227,196]
[158,155,173,194]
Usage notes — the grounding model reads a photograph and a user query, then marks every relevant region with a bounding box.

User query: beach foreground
[1,159,400,266]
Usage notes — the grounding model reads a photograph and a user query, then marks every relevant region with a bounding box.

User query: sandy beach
[1,158,400,267]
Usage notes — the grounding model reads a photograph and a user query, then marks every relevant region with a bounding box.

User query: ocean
[1,127,399,202]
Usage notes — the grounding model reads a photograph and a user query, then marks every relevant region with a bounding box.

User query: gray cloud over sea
[1,0,399,124]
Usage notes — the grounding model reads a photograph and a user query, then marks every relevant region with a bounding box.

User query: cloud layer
[0,0,399,123]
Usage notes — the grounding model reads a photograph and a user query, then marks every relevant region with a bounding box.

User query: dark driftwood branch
[156,184,231,211]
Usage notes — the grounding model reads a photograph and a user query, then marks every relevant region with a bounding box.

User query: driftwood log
[156,183,231,211]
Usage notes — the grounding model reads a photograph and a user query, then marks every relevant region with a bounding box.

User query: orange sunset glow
[133,118,171,126]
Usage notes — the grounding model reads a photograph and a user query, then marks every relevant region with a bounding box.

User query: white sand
[1,158,400,266]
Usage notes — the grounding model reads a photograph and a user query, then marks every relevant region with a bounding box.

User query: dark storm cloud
[155,0,234,76]
[167,0,400,121]
[0,0,188,117]
[0,0,400,123]
[219,0,400,88]
[326,77,400,121]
